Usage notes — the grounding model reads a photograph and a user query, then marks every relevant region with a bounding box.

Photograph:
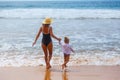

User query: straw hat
[42,18,52,24]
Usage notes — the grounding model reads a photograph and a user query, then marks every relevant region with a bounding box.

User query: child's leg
[64,54,70,67]
[62,54,70,69]
[64,54,67,67]
[62,54,67,69]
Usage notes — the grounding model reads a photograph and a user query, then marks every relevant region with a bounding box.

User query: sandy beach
[0,65,120,80]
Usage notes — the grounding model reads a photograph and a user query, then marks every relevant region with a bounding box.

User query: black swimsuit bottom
[42,33,52,46]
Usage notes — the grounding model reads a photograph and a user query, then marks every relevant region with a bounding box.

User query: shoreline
[0,65,120,80]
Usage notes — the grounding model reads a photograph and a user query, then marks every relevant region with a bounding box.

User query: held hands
[58,38,61,42]
[58,38,62,45]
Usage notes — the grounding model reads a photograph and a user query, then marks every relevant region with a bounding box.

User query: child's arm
[70,47,75,53]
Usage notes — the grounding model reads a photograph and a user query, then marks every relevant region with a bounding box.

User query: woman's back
[42,24,51,34]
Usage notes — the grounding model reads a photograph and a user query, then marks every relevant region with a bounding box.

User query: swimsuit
[42,27,52,46]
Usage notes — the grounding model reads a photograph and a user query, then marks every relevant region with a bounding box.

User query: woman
[32,18,61,69]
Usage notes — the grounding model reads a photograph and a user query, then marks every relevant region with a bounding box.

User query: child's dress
[59,42,73,55]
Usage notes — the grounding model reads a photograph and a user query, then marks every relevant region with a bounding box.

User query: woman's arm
[32,27,42,46]
[50,27,61,41]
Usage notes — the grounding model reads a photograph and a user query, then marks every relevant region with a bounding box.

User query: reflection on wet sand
[62,71,68,80]
[44,70,51,80]
[44,69,69,80]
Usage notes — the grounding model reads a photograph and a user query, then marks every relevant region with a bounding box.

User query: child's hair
[64,37,69,43]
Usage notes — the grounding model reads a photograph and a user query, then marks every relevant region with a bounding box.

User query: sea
[0,1,120,67]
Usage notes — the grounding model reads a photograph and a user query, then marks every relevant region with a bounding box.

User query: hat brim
[42,21,51,24]
[42,18,52,24]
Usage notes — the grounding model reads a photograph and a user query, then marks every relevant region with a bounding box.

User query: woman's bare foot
[65,64,67,67]
[46,65,49,69]
[46,63,51,69]
[62,64,65,69]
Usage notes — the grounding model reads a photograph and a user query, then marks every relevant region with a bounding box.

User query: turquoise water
[0,1,120,9]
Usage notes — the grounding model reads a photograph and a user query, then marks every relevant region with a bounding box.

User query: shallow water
[0,18,120,66]
[0,7,120,66]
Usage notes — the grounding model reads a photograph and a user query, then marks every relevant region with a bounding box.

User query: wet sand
[0,66,120,80]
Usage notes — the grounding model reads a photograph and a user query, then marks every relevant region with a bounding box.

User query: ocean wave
[1,17,120,20]
[0,51,120,67]
[0,9,120,19]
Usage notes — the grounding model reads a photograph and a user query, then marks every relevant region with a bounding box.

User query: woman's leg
[42,44,48,68]
[47,42,53,68]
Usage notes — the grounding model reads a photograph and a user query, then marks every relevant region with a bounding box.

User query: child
[59,37,74,69]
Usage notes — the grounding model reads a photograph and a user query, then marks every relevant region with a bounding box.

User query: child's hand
[58,38,62,45]
[72,51,76,55]
[59,41,62,46]
[72,50,75,54]
[73,51,75,53]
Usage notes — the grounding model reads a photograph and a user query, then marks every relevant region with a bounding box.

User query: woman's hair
[42,24,50,27]
[64,37,69,43]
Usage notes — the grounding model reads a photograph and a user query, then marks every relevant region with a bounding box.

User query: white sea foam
[0,51,120,67]
[0,9,120,19]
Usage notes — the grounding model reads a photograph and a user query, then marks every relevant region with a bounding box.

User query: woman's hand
[32,41,36,47]
[58,38,61,42]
